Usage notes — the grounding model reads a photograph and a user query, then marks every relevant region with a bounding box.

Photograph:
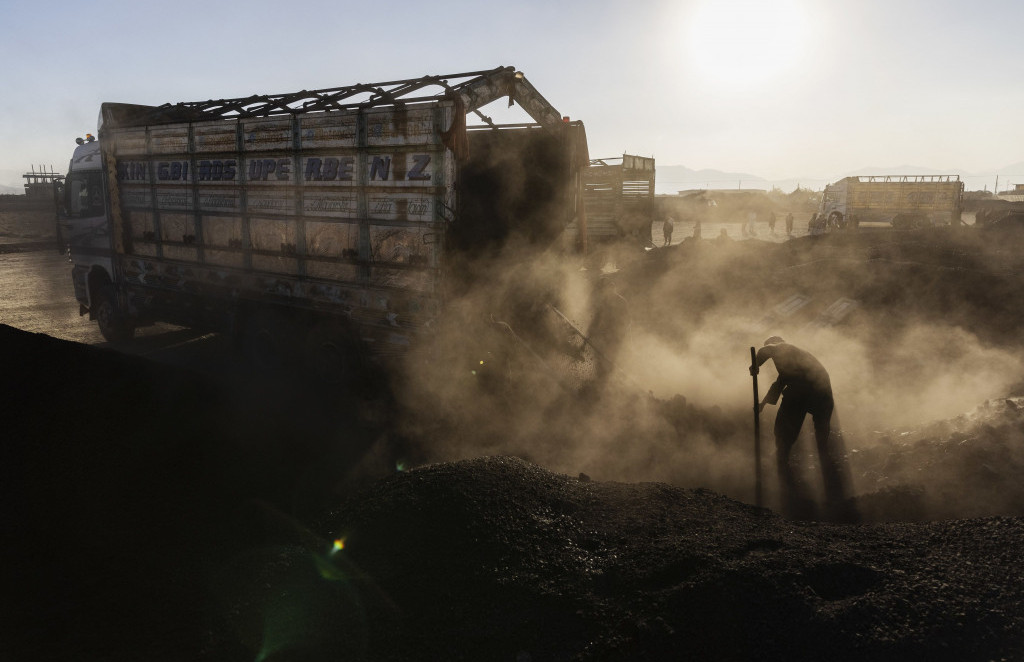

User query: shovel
[749,347,763,507]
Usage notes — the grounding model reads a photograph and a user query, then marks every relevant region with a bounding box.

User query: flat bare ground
[0,205,56,249]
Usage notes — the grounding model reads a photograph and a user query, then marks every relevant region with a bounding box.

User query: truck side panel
[105,103,457,351]
[821,176,963,226]
[846,181,962,217]
[581,154,655,241]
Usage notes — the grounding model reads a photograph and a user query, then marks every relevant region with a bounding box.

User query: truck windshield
[64,171,104,217]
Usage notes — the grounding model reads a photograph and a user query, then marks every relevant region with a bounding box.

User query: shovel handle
[750,346,763,507]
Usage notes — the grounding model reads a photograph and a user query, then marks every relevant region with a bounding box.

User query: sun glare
[687,0,808,86]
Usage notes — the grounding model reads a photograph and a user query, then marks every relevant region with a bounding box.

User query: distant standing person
[768,211,777,234]
[785,212,794,235]
[587,277,631,387]
[662,216,675,246]
[745,210,757,237]
[755,336,855,521]
[692,218,702,239]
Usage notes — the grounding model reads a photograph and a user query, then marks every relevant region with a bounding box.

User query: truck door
[58,168,109,255]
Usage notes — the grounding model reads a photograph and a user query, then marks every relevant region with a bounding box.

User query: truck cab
[59,137,108,247]
[57,135,128,340]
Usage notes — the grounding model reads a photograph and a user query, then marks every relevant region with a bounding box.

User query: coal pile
[321,456,1024,662]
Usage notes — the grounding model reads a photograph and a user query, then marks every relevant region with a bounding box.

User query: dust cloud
[391,221,1024,521]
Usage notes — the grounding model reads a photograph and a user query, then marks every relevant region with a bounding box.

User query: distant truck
[579,154,656,245]
[816,175,963,231]
[57,67,589,377]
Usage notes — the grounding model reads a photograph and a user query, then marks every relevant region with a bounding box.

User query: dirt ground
[0,204,55,248]
[4,218,1024,661]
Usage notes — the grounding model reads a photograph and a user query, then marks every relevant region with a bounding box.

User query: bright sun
[687,0,809,85]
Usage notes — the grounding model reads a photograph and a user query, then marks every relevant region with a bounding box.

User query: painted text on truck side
[115,155,434,184]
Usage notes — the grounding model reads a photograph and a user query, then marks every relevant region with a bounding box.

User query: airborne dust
[391,196,1024,522]
[8,168,1023,522]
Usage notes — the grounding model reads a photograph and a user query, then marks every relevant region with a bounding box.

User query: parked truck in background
[816,175,963,231]
[57,67,589,378]
[579,154,656,245]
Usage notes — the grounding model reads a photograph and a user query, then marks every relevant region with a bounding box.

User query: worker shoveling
[753,336,858,522]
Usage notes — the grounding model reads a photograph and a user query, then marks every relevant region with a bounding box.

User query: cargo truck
[58,67,589,378]
[579,154,656,244]
[816,175,963,231]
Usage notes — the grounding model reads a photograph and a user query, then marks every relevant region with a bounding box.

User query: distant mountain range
[0,171,24,195]
[655,163,1024,195]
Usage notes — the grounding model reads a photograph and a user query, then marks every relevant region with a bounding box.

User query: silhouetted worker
[587,277,630,387]
[662,216,675,246]
[768,211,777,234]
[808,213,825,235]
[755,336,854,521]
[785,212,794,235]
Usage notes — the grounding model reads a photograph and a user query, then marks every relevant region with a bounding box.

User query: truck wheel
[243,309,290,373]
[94,284,135,343]
[892,213,926,230]
[304,321,365,390]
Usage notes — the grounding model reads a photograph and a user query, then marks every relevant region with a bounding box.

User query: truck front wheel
[304,321,367,392]
[94,284,135,342]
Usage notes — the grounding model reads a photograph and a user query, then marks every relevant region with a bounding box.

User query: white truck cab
[57,134,125,339]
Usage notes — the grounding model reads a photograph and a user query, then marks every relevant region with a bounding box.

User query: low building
[23,166,62,200]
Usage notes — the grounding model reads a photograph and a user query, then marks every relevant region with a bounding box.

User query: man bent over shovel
[756,336,857,522]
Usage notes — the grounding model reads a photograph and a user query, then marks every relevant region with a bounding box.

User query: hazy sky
[2,0,1022,189]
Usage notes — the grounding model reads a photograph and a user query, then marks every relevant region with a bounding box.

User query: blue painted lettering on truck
[147,155,431,184]
[197,159,237,181]
[369,156,391,181]
[157,161,189,181]
[117,161,149,181]
[150,160,237,182]
[248,158,291,181]
[302,155,431,182]
[304,157,355,181]
[407,154,431,181]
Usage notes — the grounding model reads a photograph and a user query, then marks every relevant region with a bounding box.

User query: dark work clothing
[757,343,849,519]
[757,342,831,395]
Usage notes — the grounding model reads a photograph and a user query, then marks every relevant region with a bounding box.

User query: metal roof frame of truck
[99,66,572,133]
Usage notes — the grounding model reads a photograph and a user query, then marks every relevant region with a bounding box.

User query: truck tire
[892,213,928,230]
[304,321,366,391]
[94,284,135,343]
[242,309,292,373]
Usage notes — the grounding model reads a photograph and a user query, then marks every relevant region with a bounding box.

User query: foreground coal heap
[323,456,1024,661]
[2,318,1023,661]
